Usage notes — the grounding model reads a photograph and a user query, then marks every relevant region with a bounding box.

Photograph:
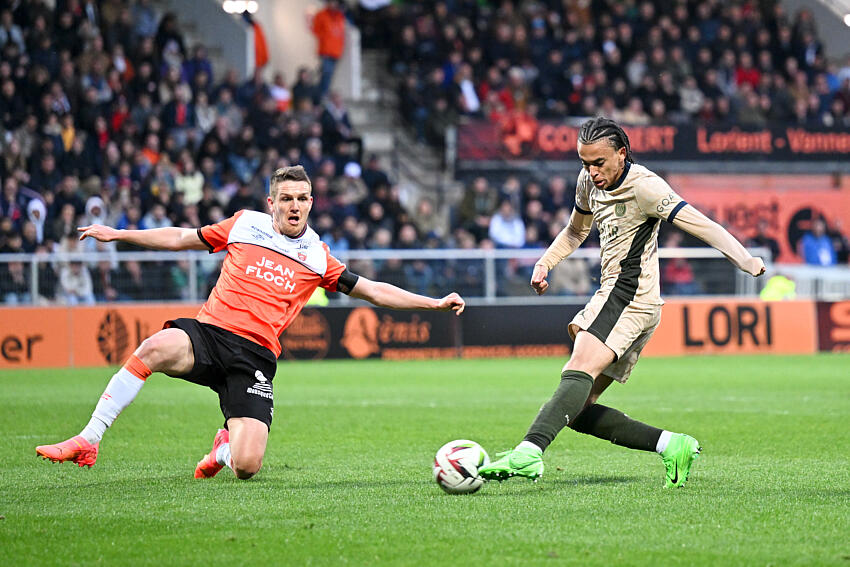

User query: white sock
[656,430,674,454]
[216,443,233,469]
[79,368,146,444]
[517,440,543,453]
[80,417,108,444]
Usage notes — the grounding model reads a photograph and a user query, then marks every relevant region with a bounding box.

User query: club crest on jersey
[615,203,626,217]
[246,256,297,292]
[298,252,307,261]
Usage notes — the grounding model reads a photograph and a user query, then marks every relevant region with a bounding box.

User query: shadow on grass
[548,475,639,486]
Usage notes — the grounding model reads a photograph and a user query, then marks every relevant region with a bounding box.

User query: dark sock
[569,404,662,452]
[523,370,594,452]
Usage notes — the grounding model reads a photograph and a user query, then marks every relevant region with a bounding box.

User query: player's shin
[569,404,663,452]
[522,370,594,451]
[80,354,151,444]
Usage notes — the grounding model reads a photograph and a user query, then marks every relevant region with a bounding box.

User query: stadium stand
[0,0,848,305]
[383,1,850,133]
[0,0,410,303]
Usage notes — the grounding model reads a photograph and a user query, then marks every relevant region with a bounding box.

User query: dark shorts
[164,318,278,429]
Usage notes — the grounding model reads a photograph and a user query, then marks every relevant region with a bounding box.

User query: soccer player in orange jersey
[36,166,465,480]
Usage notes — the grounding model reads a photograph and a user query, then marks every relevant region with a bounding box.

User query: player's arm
[347,274,465,315]
[78,224,209,251]
[531,208,593,295]
[670,205,765,276]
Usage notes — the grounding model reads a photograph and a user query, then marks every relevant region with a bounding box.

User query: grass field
[1,354,849,566]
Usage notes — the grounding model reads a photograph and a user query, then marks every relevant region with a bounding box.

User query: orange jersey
[196,210,346,357]
[311,8,346,59]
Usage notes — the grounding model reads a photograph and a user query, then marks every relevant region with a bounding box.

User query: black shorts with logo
[164,318,278,429]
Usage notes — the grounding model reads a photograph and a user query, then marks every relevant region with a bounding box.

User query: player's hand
[530,264,549,295]
[745,257,766,277]
[78,224,120,242]
[437,292,465,315]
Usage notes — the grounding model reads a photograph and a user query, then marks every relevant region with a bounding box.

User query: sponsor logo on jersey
[247,369,274,399]
[249,225,276,240]
[245,256,297,292]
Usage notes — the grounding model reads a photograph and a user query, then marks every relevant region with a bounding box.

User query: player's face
[268,180,313,237]
[577,141,627,190]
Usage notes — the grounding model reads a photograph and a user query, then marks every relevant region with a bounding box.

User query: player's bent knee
[134,330,192,374]
[232,455,263,479]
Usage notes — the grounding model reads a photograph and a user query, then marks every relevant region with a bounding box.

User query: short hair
[270,165,312,198]
[578,117,634,163]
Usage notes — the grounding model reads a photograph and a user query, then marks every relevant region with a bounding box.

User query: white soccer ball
[433,439,490,494]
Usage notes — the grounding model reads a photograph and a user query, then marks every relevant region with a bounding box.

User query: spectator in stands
[320,91,354,152]
[800,218,837,266]
[310,0,347,100]
[827,220,850,265]
[225,183,264,217]
[331,161,368,217]
[412,197,447,241]
[662,232,702,296]
[459,176,497,242]
[361,154,389,191]
[0,259,30,305]
[746,220,781,262]
[58,260,96,305]
[489,200,525,249]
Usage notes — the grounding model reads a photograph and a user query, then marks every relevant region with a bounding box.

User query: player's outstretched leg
[35,353,152,467]
[36,435,99,467]
[35,328,193,467]
[569,403,701,487]
[194,429,231,479]
[659,433,701,488]
[479,369,594,482]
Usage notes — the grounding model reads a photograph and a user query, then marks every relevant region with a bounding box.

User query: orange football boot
[36,435,99,467]
[194,429,230,479]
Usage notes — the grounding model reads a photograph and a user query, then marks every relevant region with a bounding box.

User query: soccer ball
[433,440,490,494]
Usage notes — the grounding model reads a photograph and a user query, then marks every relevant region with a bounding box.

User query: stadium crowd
[0,0,426,304]
[384,0,850,144]
[1,0,848,306]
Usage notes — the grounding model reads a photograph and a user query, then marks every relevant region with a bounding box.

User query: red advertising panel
[458,121,850,162]
[817,301,850,353]
[667,174,850,263]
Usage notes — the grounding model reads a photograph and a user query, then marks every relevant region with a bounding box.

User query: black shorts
[164,318,278,429]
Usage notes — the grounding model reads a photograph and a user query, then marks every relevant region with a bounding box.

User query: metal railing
[0,246,792,306]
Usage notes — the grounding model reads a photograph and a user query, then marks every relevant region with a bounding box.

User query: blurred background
[0,0,848,364]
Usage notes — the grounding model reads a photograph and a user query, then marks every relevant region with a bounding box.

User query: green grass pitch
[1,354,849,566]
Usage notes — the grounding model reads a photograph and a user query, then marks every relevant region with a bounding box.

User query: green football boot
[478,446,544,482]
[660,433,701,488]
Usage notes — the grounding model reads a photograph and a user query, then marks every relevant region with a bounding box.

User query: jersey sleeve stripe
[574,205,592,215]
[667,201,688,223]
[197,228,215,252]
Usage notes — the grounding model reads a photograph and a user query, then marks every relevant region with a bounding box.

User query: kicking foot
[36,435,99,468]
[661,433,701,488]
[194,429,229,479]
[478,446,544,482]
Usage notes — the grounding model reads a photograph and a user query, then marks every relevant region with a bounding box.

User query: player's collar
[606,161,631,191]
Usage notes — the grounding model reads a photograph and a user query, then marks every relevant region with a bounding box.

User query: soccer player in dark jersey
[36,166,465,480]
[479,118,765,487]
